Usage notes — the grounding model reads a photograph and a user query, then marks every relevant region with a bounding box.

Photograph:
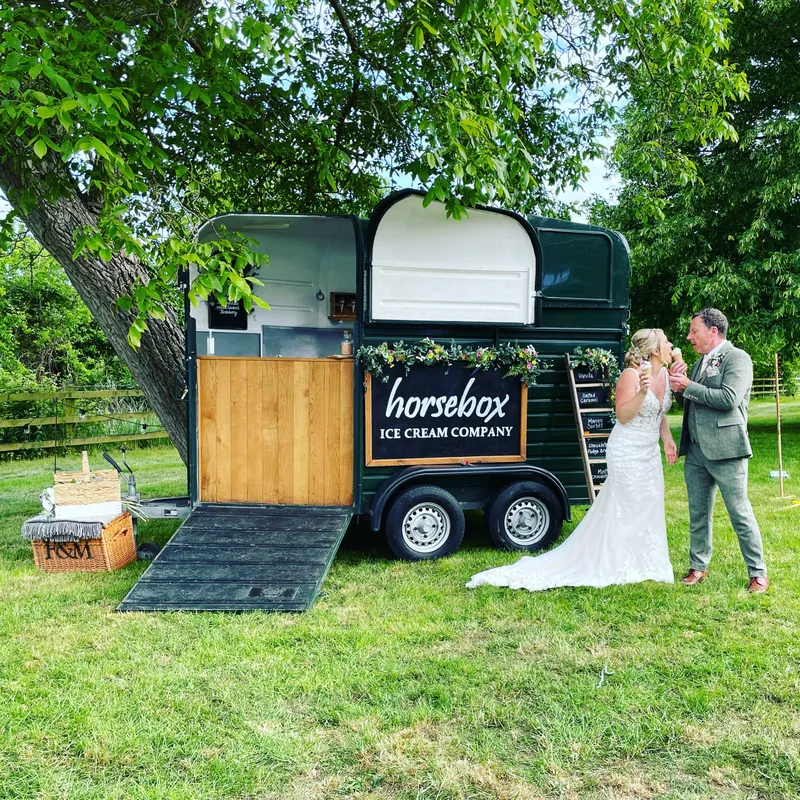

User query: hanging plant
[357,339,548,386]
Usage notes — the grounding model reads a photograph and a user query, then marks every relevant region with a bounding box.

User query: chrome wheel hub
[504,498,550,545]
[401,502,450,554]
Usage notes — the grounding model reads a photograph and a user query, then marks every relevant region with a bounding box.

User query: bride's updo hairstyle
[624,328,669,369]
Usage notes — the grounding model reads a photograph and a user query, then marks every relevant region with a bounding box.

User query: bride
[467,329,678,591]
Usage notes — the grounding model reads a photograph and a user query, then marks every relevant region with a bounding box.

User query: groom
[668,309,768,593]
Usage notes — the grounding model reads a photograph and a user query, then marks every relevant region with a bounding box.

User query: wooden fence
[751,376,799,398]
[0,388,170,454]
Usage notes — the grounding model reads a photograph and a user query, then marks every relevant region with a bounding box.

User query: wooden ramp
[117,503,351,612]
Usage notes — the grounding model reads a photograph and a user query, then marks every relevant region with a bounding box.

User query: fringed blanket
[22,515,105,541]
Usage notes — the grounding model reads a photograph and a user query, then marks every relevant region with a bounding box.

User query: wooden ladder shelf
[565,354,615,503]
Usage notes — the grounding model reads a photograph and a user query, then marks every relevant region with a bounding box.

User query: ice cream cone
[639,360,651,377]
[672,347,684,364]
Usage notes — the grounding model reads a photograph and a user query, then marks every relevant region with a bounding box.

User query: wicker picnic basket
[30,511,136,573]
[52,451,120,506]
[26,451,137,573]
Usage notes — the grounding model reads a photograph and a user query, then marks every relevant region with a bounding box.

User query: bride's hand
[638,373,651,393]
[664,439,678,466]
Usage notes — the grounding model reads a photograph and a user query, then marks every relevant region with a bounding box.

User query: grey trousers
[684,442,767,577]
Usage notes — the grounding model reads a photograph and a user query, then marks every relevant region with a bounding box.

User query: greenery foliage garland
[357,338,548,386]
[570,346,621,385]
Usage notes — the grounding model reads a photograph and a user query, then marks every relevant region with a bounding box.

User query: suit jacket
[675,340,753,460]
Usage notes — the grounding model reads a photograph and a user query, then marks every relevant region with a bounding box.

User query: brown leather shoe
[681,569,708,585]
[748,576,769,594]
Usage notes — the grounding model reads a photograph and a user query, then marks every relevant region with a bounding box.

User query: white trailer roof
[369,193,538,325]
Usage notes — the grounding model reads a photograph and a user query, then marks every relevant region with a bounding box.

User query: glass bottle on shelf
[341,330,353,356]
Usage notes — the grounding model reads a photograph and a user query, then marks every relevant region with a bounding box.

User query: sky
[556,154,621,223]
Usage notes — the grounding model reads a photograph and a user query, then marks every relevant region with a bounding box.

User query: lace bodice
[616,368,672,432]
[606,367,671,502]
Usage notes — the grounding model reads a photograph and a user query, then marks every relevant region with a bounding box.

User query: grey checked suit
[674,341,766,577]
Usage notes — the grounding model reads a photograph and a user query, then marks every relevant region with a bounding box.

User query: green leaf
[33,139,47,159]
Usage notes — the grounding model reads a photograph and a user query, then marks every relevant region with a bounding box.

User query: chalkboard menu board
[590,463,608,483]
[577,386,608,408]
[586,438,608,460]
[365,366,526,466]
[566,353,615,500]
[581,411,613,434]
[573,367,604,384]
[208,298,248,330]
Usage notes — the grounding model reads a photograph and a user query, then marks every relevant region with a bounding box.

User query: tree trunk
[0,153,189,465]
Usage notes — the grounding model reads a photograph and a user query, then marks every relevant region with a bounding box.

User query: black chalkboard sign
[590,463,608,483]
[208,298,248,330]
[577,386,608,408]
[366,366,526,465]
[573,367,604,384]
[581,411,613,434]
[586,438,608,459]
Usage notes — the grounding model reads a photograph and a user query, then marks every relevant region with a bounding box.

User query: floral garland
[570,346,621,385]
[357,338,547,386]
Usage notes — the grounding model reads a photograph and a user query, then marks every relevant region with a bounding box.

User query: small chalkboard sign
[581,411,613,434]
[586,438,608,460]
[576,386,607,407]
[590,463,608,483]
[573,367,604,384]
[208,298,248,330]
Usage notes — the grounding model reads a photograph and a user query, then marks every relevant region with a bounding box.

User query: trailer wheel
[487,481,562,551]
[136,541,161,561]
[385,485,465,560]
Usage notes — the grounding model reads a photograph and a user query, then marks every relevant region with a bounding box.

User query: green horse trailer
[119,190,630,612]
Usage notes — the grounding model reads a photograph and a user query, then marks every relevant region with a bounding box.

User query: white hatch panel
[370,194,537,324]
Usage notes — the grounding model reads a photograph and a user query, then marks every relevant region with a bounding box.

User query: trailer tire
[487,481,562,551]
[385,485,464,561]
[136,541,161,561]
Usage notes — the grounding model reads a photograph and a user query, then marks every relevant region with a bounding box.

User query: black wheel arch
[369,465,571,531]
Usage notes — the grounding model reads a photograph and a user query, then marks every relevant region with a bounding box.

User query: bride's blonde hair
[624,328,670,369]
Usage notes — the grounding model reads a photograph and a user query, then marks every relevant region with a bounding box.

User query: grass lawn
[1,399,799,799]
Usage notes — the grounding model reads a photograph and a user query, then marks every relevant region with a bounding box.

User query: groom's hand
[669,372,690,392]
[669,362,687,376]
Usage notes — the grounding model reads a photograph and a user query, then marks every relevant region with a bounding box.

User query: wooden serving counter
[196,357,353,505]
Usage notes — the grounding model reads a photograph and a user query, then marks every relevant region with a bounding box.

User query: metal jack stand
[102,447,160,561]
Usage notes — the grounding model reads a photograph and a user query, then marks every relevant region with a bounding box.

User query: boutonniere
[706,353,724,376]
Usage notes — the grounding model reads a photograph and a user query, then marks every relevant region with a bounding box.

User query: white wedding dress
[467,368,675,591]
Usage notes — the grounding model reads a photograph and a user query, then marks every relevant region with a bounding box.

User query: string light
[59,401,165,433]
[78,409,86,420]
[23,425,31,435]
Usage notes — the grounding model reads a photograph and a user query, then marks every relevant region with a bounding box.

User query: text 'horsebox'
[119,189,630,611]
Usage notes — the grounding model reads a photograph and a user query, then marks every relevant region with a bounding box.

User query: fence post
[775,352,784,498]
